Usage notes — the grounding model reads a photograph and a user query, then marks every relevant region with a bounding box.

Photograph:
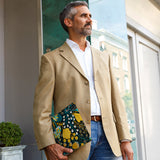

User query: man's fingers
[127,151,134,160]
[57,154,68,160]
[122,151,126,160]
[44,144,71,160]
[125,146,134,160]
[120,142,133,160]
[62,147,73,154]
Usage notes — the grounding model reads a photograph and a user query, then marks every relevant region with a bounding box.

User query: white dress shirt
[66,39,101,116]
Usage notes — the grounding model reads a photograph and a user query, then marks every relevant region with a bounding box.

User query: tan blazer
[33,42,131,160]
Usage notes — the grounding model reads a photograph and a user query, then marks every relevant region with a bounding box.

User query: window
[89,1,138,159]
[116,77,121,90]
[124,75,130,91]
[112,52,119,68]
[100,42,106,51]
[123,57,128,71]
[128,28,160,160]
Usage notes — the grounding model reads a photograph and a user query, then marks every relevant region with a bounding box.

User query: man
[33,1,133,160]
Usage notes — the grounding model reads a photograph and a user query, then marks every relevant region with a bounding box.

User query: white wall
[0,0,5,122]
[126,0,160,39]
[4,0,41,159]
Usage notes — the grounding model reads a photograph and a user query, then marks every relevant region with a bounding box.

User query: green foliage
[122,92,132,107]
[122,92,134,120]
[0,122,23,147]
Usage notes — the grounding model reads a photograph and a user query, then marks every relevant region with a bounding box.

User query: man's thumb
[63,147,73,154]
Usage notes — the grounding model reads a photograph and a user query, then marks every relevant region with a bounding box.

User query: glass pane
[42,0,88,53]
[89,0,137,159]
[137,42,160,160]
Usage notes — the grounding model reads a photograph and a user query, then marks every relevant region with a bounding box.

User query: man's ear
[64,18,73,28]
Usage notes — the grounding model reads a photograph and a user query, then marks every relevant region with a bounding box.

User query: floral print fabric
[50,103,91,152]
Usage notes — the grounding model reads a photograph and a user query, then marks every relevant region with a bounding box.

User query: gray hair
[59,1,88,33]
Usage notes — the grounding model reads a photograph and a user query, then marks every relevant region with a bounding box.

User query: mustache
[84,23,92,28]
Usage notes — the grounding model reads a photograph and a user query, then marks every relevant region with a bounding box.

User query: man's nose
[87,16,92,24]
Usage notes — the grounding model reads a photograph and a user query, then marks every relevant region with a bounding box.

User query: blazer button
[87,100,90,104]
[86,119,90,124]
[85,81,88,85]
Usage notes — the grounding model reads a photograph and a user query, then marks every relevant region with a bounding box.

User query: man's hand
[120,141,133,160]
[44,144,73,160]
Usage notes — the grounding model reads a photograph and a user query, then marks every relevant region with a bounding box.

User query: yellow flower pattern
[81,143,84,146]
[73,113,83,122]
[72,142,79,150]
[50,103,91,152]
[63,128,71,139]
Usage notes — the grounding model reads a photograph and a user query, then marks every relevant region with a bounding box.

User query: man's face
[70,6,92,37]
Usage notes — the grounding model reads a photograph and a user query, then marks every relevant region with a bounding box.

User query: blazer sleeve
[108,54,132,142]
[33,55,56,150]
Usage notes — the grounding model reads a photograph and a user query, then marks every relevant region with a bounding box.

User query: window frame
[127,17,160,160]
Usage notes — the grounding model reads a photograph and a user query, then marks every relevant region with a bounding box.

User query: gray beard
[80,27,92,36]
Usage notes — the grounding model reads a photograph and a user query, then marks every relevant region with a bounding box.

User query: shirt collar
[66,38,90,51]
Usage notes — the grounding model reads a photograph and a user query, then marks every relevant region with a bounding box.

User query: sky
[89,0,128,40]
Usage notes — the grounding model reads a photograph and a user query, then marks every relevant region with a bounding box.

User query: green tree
[122,92,134,120]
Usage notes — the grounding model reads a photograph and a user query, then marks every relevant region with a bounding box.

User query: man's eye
[81,14,86,17]
[81,14,91,18]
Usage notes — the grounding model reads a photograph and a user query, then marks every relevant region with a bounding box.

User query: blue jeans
[87,121,122,160]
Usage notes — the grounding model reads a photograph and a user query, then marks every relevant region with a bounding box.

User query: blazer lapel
[91,47,101,81]
[59,42,87,79]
